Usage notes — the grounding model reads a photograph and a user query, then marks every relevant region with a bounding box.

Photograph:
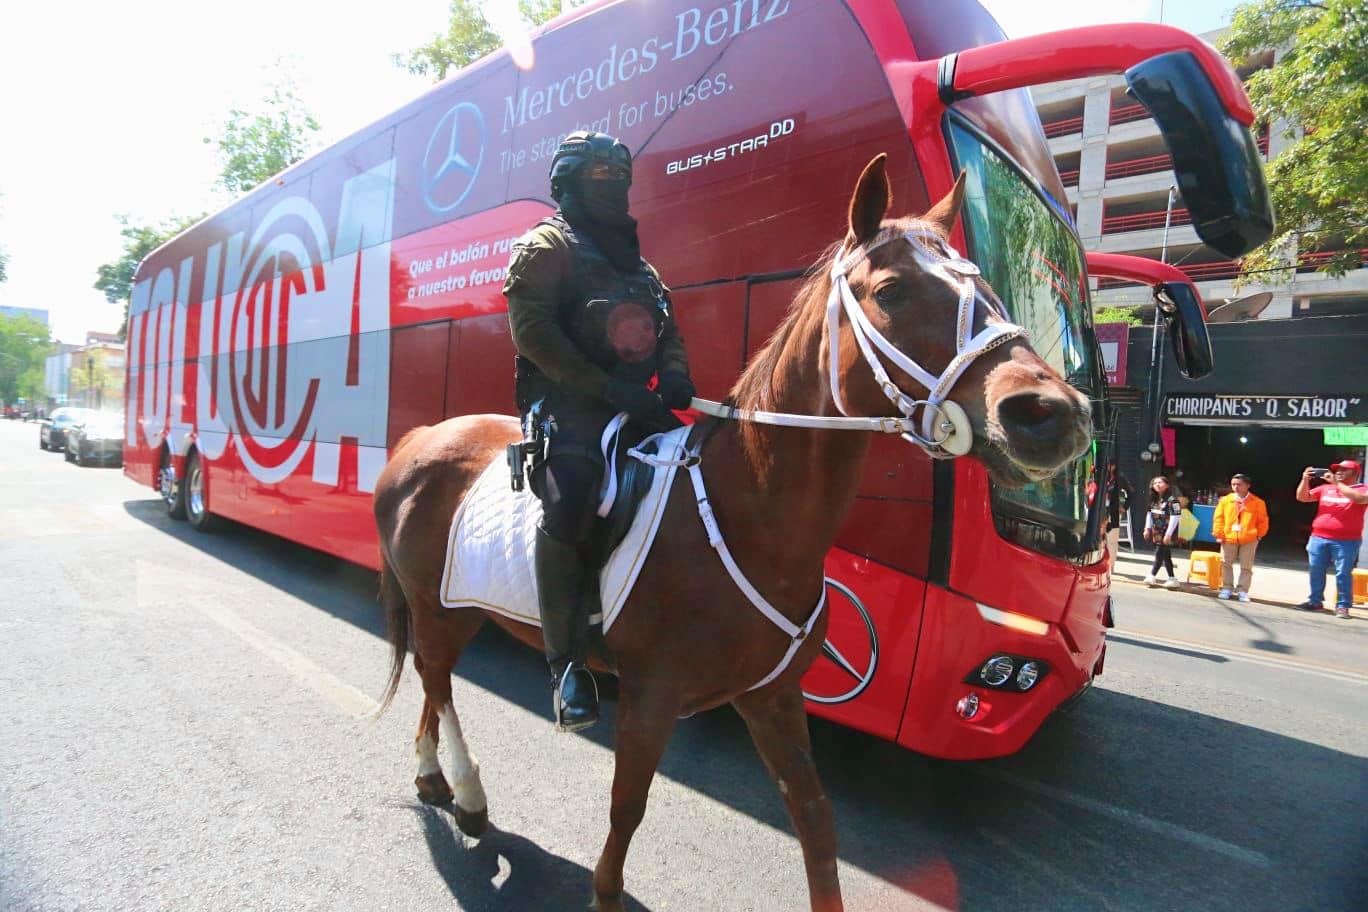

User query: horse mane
[726,239,844,476]
[727,219,940,476]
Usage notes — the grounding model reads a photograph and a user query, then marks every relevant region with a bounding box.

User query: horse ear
[923,171,968,237]
[848,154,891,246]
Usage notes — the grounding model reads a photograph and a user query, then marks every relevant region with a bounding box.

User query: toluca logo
[127,160,398,492]
[803,577,879,705]
[223,199,331,482]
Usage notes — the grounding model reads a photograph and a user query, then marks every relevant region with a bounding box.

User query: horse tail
[375,554,409,716]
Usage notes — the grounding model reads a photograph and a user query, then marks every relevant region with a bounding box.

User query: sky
[0,0,1237,344]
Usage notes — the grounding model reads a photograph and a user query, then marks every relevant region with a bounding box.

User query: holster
[508,399,550,492]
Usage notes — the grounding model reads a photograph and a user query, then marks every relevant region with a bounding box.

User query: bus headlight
[966,654,1050,691]
[980,655,1015,687]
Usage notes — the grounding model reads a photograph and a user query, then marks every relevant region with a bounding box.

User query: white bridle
[692,227,1026,458]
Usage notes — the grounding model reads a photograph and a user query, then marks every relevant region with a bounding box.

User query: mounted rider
[502,130,696,732]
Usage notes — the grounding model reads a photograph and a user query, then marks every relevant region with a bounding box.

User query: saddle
[579,421,664,634]
[508,408,669,570]
[441,423,690,636]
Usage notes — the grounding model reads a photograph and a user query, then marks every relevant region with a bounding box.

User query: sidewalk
[1112,546,1364,620]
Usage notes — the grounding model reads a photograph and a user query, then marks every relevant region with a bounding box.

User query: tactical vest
[516,215,671,407]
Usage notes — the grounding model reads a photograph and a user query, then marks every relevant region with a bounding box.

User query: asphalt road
[1,418,1365,912]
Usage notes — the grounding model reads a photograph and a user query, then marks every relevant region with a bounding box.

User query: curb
[1111,570,1362,620]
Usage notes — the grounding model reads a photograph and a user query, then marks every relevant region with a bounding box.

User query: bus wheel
[159,450,187,520]
[185,452,218,533]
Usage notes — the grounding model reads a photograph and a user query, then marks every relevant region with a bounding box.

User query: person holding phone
[1295,461,1368,618]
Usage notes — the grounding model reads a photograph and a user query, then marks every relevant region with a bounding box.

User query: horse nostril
[997,392,1068,435]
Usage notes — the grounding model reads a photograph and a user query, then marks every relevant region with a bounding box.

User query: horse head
[825,154,1093,487]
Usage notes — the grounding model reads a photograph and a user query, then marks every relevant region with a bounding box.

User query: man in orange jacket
[1212,473,1270,602]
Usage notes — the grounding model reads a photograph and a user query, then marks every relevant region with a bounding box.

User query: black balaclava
[559,175,641,273]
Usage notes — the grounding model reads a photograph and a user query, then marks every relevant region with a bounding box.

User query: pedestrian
[1295,461,1368,618]
[1143,475,1183,589]
[1211,473,1269,602]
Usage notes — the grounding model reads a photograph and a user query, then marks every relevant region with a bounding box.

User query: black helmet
[549,130,632,199]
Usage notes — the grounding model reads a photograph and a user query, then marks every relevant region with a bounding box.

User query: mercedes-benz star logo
[422,102,486,213]
[803,577,880,705]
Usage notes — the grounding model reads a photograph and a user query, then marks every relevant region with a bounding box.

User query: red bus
[124,0,1270,759]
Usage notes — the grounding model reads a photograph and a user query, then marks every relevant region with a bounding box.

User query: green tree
[69,347,123,411]
[398,0,562,81]
[0,313,52,405]
[1221,0,1368,280]
[208,80,321,195]
[94,214,203,341]
[1094,306,1145,326]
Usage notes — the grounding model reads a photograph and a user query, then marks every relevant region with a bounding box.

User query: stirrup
[552,664,600,733]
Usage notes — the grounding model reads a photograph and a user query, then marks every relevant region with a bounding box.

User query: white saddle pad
[439,425,689,631]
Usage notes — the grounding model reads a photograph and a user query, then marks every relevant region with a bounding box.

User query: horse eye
[874,282,902,309]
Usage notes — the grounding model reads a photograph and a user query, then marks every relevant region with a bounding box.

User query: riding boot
[534,527,600,732]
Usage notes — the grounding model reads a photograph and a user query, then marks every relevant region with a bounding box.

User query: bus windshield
[948,120,1099,545]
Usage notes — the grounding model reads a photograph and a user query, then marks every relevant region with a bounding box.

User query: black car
[39,407,93,451]
[65,412,125,467]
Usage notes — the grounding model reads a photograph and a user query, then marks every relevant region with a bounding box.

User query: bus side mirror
[1126,51,1274,258]
[1156,281,1214,379]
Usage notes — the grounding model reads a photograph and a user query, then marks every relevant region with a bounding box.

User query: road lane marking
[977,827,1125,911]
[196,600,380,718]
[0,506,115,538]
[978,767,1272,868]
[1112,628,1368,685]
[135,559,379,717]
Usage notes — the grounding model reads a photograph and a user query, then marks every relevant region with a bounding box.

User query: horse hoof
[455,804,489,838]
[588,895,626,912]
[415,773,454,806]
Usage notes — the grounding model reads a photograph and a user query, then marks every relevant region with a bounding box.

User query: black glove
[657,371,696,411]
[606,379,666,422]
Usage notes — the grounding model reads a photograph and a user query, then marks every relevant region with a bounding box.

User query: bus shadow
[123,498,1368,912]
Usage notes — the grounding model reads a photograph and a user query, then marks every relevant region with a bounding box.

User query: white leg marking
[415,731,442,778]
[438,704,487,812]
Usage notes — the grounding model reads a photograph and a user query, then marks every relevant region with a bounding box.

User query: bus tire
[160,449,187,520]
[185,452,218,533]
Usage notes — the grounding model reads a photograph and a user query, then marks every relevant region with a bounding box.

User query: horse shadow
[410,805,653,912]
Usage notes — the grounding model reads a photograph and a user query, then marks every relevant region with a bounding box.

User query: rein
[695,228,1026,458]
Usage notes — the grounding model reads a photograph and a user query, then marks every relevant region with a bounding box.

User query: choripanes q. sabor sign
[1165,394,1366,423]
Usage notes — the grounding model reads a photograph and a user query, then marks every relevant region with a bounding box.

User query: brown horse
[373,155,1092,912]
